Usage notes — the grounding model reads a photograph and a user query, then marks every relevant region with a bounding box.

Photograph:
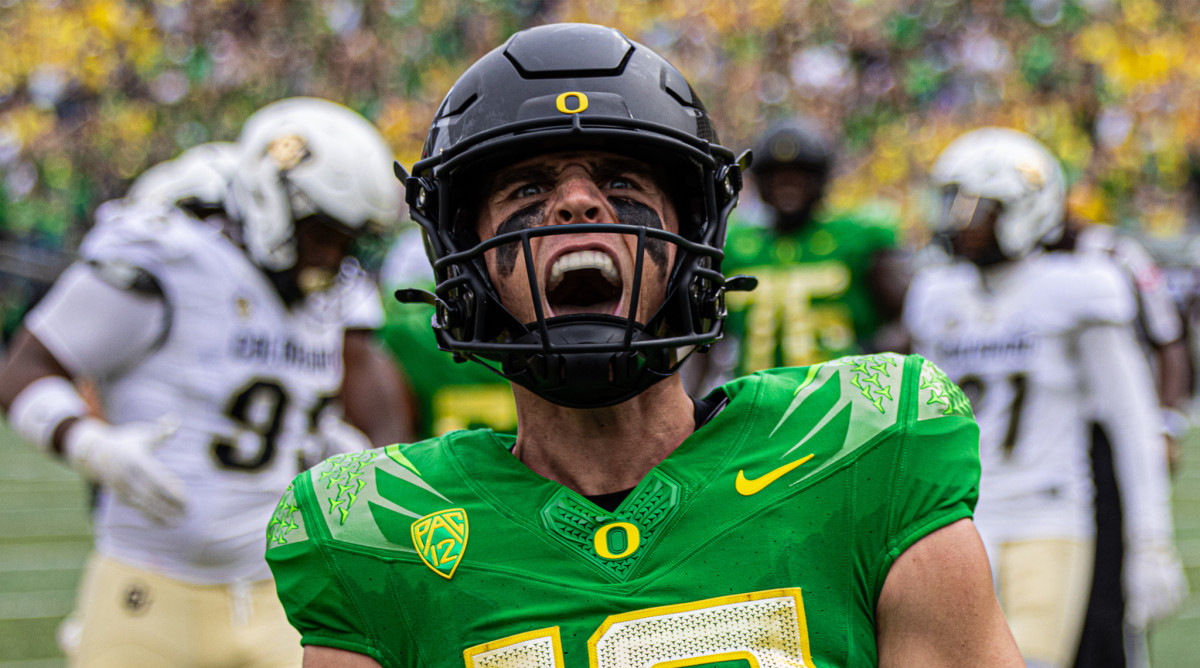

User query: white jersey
[26,200,381,584]
[904,252,1169,546]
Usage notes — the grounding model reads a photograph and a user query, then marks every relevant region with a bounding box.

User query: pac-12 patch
[411,508,469,579]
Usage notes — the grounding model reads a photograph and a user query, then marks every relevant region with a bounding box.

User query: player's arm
[0,328,75,447]
[0,261,186,523]
[0,262,165,446]
[1156,338,1192,417]
[1115,234,1193,470]
[1156,338,1191,475]
[341,328,414,446]
[303,645,381,667]
[1081,322,1187,626]
[876,518,1022,667]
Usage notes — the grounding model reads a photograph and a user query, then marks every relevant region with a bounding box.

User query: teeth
[547,250,620,292]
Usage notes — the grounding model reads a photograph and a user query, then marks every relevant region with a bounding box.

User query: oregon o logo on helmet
[593,521,640,559]
[555,91,589,114]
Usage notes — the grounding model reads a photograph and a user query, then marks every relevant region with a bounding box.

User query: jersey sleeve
[1112,235,1184,346]
[876,356,980,587]
[24,262,167,377]
[265,476,386,663]
[28,200,213,377]
[1080,324,1175,546]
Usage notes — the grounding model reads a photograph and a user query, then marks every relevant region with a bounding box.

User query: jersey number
[464,588,816,667]
[212,380,287,471]
[211,379,335,472]
[956,373,1028,457]
[728,263,855,369]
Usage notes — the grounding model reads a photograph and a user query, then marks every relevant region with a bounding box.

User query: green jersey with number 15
[723,211,897,373]
[266,353,978,666]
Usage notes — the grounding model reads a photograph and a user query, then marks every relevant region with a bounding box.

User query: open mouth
[544,250,623,316]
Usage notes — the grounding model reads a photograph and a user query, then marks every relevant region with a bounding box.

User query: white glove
[312,414,373,460]
[1124,541,1189,628]
[64,415,188,524]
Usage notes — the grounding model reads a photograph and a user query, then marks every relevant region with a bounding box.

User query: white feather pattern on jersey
[229,97,403,272]
[127,142,239,209]
[930,127,1066,259]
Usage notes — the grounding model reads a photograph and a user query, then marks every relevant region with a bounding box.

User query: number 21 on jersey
[464,588,817,667]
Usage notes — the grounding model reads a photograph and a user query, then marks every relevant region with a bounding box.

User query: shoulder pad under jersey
[270,441,460,555]
[914,355,974,421]
[742,353,909,455]
[81,199,221,271]
[1035,252,1135,326]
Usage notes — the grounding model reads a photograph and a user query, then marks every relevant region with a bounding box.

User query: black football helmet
[751,116,835,178]
[396,23,752,408]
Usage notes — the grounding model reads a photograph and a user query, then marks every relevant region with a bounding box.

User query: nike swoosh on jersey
[735,454,815,496]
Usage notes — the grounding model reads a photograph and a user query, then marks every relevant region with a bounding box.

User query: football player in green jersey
[708,118,908,386]
[266,23,1022,667]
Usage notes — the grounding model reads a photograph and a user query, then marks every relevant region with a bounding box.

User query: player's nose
[551,176,612,226]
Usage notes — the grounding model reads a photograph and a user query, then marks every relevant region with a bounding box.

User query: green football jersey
[723,211,897,374]
[266,353,978,667]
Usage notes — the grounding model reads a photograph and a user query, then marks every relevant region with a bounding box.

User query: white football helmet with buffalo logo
[930,127,1066,261]
[230,97,402,272]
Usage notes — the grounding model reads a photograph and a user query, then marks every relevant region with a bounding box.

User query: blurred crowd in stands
[5,0,1200,345]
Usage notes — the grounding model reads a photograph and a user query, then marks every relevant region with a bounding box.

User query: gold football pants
[996,538,1094,668]
[67,553,302,668]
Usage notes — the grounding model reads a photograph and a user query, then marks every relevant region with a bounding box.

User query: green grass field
[1,422,1199,666]
[0,423,92,668]
[1147,430,1200,666]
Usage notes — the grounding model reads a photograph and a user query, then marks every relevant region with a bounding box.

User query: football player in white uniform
[0,97,406,667]
[904,127,1187,668]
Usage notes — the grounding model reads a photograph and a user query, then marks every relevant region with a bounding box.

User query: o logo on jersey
[593,522,640,560]
[555,91,589,115]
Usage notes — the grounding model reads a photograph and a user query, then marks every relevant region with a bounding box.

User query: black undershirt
[583,389,729,512]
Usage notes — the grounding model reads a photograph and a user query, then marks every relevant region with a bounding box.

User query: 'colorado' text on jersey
[267,354,978,666]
